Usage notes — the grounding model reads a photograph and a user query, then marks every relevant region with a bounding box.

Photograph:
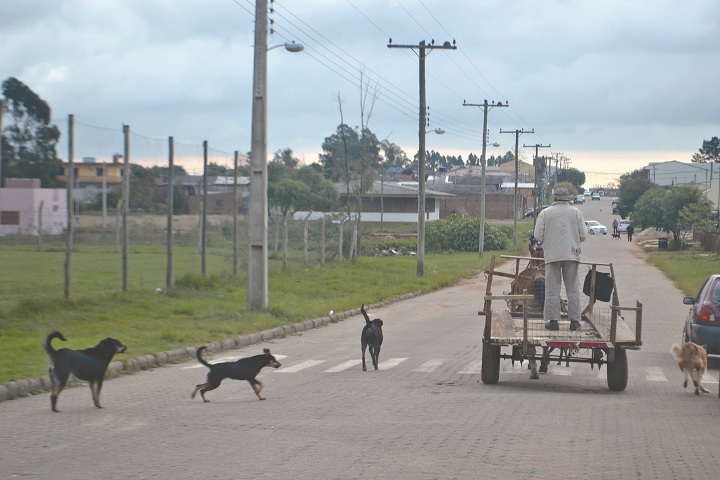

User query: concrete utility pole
[463,100,509,257]
[500,128,533,245]
[388,39,456,276]
[248,0,270,311]
[523,143,551,229]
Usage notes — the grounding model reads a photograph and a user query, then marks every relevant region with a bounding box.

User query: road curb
[0,291,423,404]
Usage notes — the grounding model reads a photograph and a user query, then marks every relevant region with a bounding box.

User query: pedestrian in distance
[627,224,635,242]
[612,218,619,235]
[533,187,587,331]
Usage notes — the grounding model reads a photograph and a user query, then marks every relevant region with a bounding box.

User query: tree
[691,137,720,163]
[273,148,299,170]
[556,168,586,190]
[616,168,655,218]
[319,123,380,185]
[633,185,711,243]
[1,77,62,187]
[149,164,188,181]
[105,164,159,213]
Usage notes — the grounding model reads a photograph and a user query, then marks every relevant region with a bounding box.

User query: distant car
[585,220,608,235]
[575,195,585,204]
[591,193,601,201]
[524,205,549,217]
[682,274,720,354]
[617,220,630,233]
[584,192,590,197]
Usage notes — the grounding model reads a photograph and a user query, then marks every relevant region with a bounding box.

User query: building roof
[336,181,454,198]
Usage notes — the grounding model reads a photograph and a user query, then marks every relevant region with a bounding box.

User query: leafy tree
[273,147,299,170]
[691,136,720,163]
[633,185,711,243]
[319,124,380,183]
[616,168,655,218]
[292,165,338,212]
[379,139,409,171]
[631,187,666,231]
[1,77,62,187]
[206,162,233,176]
[678,202,716,243]
[105,164,159,213]
[556,168,586,190]
[149,164,188,180]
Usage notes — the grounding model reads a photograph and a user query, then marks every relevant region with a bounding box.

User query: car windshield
[712,280,720,303]
[587,221,599,226]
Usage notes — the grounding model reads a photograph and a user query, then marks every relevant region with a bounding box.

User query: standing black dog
[44,330,127,412]
[361,304,384,371]
[191,346,282,401]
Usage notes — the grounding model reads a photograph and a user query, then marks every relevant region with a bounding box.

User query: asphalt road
[2,197,719,480]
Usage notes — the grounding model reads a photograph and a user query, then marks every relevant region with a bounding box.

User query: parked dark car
[524,205,549,217]
[682,274,720,355]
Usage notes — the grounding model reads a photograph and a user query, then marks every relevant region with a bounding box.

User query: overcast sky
[2,0,719,187]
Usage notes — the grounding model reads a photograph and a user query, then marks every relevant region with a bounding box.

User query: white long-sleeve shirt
[533,201,587,263]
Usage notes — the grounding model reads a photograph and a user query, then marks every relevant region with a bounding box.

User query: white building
[0,178,68,236]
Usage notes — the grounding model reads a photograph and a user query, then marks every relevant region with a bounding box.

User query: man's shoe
[570,320,581,331]
[545,320,559,331]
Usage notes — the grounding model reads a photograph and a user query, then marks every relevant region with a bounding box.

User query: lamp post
[247,0,303,312]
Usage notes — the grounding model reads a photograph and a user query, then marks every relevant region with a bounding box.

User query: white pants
[544,261,581,323]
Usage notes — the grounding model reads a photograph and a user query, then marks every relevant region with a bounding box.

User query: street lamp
[247,0,304,312]
[425,128,445,186]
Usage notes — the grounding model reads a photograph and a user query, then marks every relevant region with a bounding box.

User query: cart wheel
[606,348,628,391]
[481,344,501,385]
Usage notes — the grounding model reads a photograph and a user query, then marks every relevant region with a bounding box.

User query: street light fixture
[247,0,304,312]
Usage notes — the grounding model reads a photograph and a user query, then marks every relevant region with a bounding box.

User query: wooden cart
[479,255,643,391]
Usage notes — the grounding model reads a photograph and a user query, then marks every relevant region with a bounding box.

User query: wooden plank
[585,311,636,344]
[490,309,517,339]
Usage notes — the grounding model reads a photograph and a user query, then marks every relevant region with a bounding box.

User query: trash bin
[658,237,668,250]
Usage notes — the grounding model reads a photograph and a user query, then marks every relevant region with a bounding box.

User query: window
[213,199,225,209]
[0,211,20,225]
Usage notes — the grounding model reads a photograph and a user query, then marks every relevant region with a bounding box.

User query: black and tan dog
[361,304,384,371]
[44,330,127,412]
[191,346,281,401]
[611,233,621,239]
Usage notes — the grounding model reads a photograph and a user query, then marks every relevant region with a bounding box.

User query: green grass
[647,250,720,297]
[0,246,521,383]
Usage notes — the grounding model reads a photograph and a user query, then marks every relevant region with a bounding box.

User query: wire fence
[1,116,367,299]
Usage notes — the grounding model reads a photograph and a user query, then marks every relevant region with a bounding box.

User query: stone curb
[0,291,423,403]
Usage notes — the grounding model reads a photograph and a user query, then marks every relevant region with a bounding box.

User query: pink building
[0,178,68,236]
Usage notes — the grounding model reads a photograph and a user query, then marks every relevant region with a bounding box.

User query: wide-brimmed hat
[553,187,573,202]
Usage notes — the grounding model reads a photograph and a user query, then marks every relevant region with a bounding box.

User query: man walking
[533,188,587,331]
[612,218,619,235]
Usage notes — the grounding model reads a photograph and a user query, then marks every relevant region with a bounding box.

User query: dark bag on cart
[583,270,613,302]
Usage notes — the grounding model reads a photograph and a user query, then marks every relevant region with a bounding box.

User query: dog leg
[373,345,381,370]
[49,368,68,413]
[694,369,710,394]
[361,342,368,371]
[683,370,689,389]
[539,347,550,374]
[249,379,265,400]
[529,345,539,379]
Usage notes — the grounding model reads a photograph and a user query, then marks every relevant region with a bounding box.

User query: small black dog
[361,304,384,371]
[44,330,127,412]
[191,347,281,401]
[611,233,621,239]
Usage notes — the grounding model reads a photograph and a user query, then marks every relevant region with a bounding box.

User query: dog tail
[44,330,67,356]
[670,343,682,359]
[195,346,211,368]
[361,304,371,326]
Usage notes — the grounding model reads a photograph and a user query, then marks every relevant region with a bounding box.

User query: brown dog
[671,342,710,395]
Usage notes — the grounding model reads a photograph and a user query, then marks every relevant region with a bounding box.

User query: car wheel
[590,230,595,235]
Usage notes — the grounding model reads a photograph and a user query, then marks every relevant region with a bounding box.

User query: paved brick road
[1,198,719,480]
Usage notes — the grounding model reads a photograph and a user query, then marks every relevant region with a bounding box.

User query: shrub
[426,214,510,252]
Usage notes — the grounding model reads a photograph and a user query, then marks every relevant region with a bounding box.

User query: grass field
[0,243,516,383]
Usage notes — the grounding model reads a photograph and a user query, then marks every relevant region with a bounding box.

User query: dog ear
[264,348,271,354]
